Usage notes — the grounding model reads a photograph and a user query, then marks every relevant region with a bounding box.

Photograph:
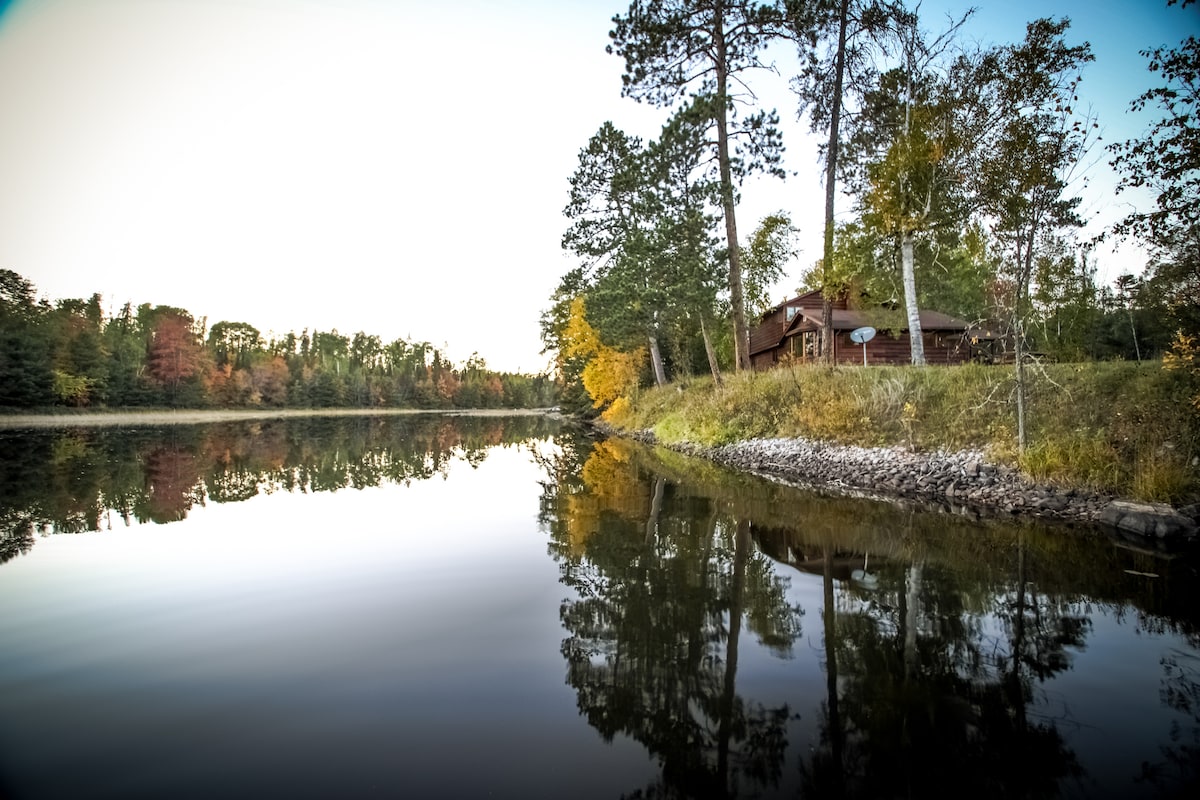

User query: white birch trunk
[901,231,926,365]
[648,334,667,387]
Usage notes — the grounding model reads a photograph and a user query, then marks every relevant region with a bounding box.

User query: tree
[207,321,261,371]
[562,121,669,384]
[741,212,799,317]
[974,18,1095,452]
[542,269,596,415]
[562,104,729,387]
[562,296,646,416]
[643,100,728,384]
[1108,3,1199,373]
[786,0,904,361]
[1108,4,1198,248]
[103,301,151,406]
[145,308,204,406]
[848,10,976,365]
[0,270,53,407]
[609,0,785,370]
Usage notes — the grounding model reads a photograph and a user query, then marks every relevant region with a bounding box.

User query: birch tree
[847,10,975,365]
[974,18,1095,452]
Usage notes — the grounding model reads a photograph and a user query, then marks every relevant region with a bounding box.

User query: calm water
[0,414,1197,799]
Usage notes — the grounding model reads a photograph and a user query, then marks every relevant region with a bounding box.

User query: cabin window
[788,331,818,358]
[785,306,798,322]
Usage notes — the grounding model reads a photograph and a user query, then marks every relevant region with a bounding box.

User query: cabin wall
[772,331,972,366]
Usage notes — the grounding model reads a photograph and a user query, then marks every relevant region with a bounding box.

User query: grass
[604,360,1200,505]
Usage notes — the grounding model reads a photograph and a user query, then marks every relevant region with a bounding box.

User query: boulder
[1098,500,1199,540]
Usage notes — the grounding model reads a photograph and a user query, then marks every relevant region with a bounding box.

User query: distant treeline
[0,270,555,410]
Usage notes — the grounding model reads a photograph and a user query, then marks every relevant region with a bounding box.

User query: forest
[543,0,1199,424]
[0,269,555,410]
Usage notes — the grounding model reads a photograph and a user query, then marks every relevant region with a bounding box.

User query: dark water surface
[0,414,1197,799]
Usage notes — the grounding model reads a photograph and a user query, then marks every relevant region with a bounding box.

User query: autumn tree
[542,268,596,414]
[562,296,645,417]
[609,0,785,370]
[145,307,205,406]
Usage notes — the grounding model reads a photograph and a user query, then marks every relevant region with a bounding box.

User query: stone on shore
[1098,500,1199,540]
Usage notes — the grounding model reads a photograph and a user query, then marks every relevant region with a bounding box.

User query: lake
[0,413,1197,799]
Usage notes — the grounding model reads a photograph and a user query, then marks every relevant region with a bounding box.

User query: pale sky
[0,0,1193,373]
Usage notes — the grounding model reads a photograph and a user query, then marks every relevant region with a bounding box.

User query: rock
[1098,500,1199,540]
[1032,495,1069,512]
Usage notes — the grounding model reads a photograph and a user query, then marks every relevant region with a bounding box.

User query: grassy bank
[602,361,1200,504]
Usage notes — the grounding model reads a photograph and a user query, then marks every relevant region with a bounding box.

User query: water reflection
[540,433,1200,798]
[1,417,1198,797]
[0,413,556,562]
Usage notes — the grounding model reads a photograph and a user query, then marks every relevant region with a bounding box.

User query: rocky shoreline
[617,427,1199,543]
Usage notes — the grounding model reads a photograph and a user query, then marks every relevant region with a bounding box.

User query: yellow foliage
[562,296,600,360]
[1163,330,1200,412]
[561,439,649,556]
[565,295,645,408]
[583,346,645,408]
[601,395,634,424]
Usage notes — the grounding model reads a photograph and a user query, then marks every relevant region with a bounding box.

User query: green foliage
[609,0,787,370]
[1108,17,1198,247]
[741,212,799,317]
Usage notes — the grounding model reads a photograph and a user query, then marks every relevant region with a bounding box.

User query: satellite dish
[850,326,876,344]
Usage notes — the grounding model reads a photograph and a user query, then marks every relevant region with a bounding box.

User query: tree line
[542,0,1199,434]
[0,270,554,410]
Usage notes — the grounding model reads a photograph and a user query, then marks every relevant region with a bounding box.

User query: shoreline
[607,425,1200,544]
[0,407,559,429]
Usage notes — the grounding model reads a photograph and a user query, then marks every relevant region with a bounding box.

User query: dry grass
[605,361,1200,504]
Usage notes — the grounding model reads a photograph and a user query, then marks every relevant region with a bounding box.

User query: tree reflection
[537,433,1200,798]
[0,414,556,556]
[796,523,1088,798]
[545,437,803,797]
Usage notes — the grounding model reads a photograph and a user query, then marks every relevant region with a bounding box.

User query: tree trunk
[820,0,850,364]
[903,561,922,680]
[714,5,750,371]
[1127,306,1141,362]
[648,334,668,387]
[822,543,844,785]
[901,231,926,365]
[700,314,724,387]
[717,518,749,787]
[1014,236,1034,453]
[1015,316,1028,452]
[645,476,664,545]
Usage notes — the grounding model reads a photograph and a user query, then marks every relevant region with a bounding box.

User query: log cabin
[749,290,975,369]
